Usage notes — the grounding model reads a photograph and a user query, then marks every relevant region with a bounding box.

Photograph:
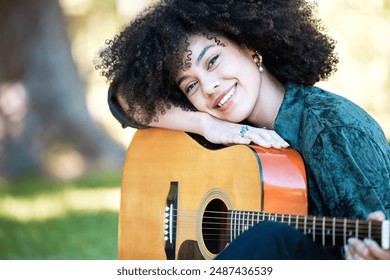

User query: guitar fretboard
[229,211,390,249]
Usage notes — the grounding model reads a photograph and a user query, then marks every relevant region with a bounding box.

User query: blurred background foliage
[0,0,389,259]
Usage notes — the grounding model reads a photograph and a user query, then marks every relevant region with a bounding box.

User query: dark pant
[215,221,339,260]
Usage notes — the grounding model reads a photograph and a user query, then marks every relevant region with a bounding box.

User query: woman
[95,0,390,259]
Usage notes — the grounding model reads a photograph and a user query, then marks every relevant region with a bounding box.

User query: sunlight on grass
[0,187,120,222]
[0,175,122,259]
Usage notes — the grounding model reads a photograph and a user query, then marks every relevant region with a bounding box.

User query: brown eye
[207,55,219,70]
[185,82,197,94]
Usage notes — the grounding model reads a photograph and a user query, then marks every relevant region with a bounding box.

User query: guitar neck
[229,210,390,249]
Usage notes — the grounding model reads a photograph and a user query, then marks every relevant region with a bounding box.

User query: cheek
[242,66,261,94]
[187,95,208,112]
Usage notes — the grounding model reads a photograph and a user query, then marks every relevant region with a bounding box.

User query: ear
[242,46,256,58]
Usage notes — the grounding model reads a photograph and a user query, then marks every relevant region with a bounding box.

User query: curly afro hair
[95,0,339,128]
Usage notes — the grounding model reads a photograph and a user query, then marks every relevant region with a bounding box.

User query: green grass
[0,172,121,260]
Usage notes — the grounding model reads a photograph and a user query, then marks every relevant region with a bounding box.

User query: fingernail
[262,141,272,147]
[348,238,357,245]
[363,238,374,247]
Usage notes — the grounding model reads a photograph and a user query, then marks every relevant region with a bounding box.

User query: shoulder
[296,85,387,151]
[301,85,372,127]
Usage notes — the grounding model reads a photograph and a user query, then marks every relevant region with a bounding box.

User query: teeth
[218,85,236,107]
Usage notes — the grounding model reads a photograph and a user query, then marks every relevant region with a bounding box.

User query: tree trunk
[0,0,125,181]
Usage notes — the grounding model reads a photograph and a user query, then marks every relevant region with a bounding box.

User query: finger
[344,244,353,260]
[346,239,361,259]
[367,211,386,221]
[245,132,273,148]
[258,128,290,148]
[348,238,374,260]
[262,129,290,147]
[364,239,390,260]
[247,129,285,149]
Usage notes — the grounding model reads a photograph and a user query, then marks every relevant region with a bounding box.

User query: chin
[225,115,247,124]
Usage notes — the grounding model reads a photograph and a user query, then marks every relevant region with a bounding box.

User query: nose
[204,80,221,96]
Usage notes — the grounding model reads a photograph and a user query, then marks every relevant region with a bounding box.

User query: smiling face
[175,35,262,123]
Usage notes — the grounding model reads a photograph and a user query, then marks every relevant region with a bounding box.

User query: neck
[246,70,285,129]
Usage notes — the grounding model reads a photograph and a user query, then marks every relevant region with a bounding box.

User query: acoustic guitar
[118,128,389,260]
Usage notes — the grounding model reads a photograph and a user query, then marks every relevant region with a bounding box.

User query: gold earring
[252,51,264,72]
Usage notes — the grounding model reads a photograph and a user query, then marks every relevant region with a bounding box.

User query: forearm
[149,106,212,135]
[148,106,289,148]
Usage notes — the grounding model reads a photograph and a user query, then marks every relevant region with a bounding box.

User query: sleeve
[304,126,390,219]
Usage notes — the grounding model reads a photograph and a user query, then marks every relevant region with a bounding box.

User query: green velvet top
[274,83,390,219]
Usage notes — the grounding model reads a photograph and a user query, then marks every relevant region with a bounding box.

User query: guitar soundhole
[202,198,229,254]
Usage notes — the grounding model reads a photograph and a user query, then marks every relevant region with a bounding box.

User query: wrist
[198,112,216,136]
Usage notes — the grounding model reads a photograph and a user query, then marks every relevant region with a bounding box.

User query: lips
[213,84,237,109]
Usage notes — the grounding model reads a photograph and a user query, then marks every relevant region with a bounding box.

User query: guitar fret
[368,220,372,240]
[322,216,326,246]
[343,218,347,245]
[312,216,316,242]
[332,218,336,247]
[355,219,359,239]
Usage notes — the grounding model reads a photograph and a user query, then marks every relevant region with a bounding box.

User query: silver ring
[240,125,249,137]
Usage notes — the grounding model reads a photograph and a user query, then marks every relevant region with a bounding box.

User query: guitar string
[164,208,383,242]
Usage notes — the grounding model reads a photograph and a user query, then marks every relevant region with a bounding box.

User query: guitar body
[119,128,308,260]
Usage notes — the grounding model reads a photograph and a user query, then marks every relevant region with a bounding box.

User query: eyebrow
[177,75,188,88]
[177,44,216,87]
[196,44,215,65]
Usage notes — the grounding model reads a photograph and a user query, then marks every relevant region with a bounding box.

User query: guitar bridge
[164,181,178,260]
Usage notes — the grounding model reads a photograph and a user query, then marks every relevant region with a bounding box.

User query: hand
[344,211,390,260]
[202,118,289,149]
